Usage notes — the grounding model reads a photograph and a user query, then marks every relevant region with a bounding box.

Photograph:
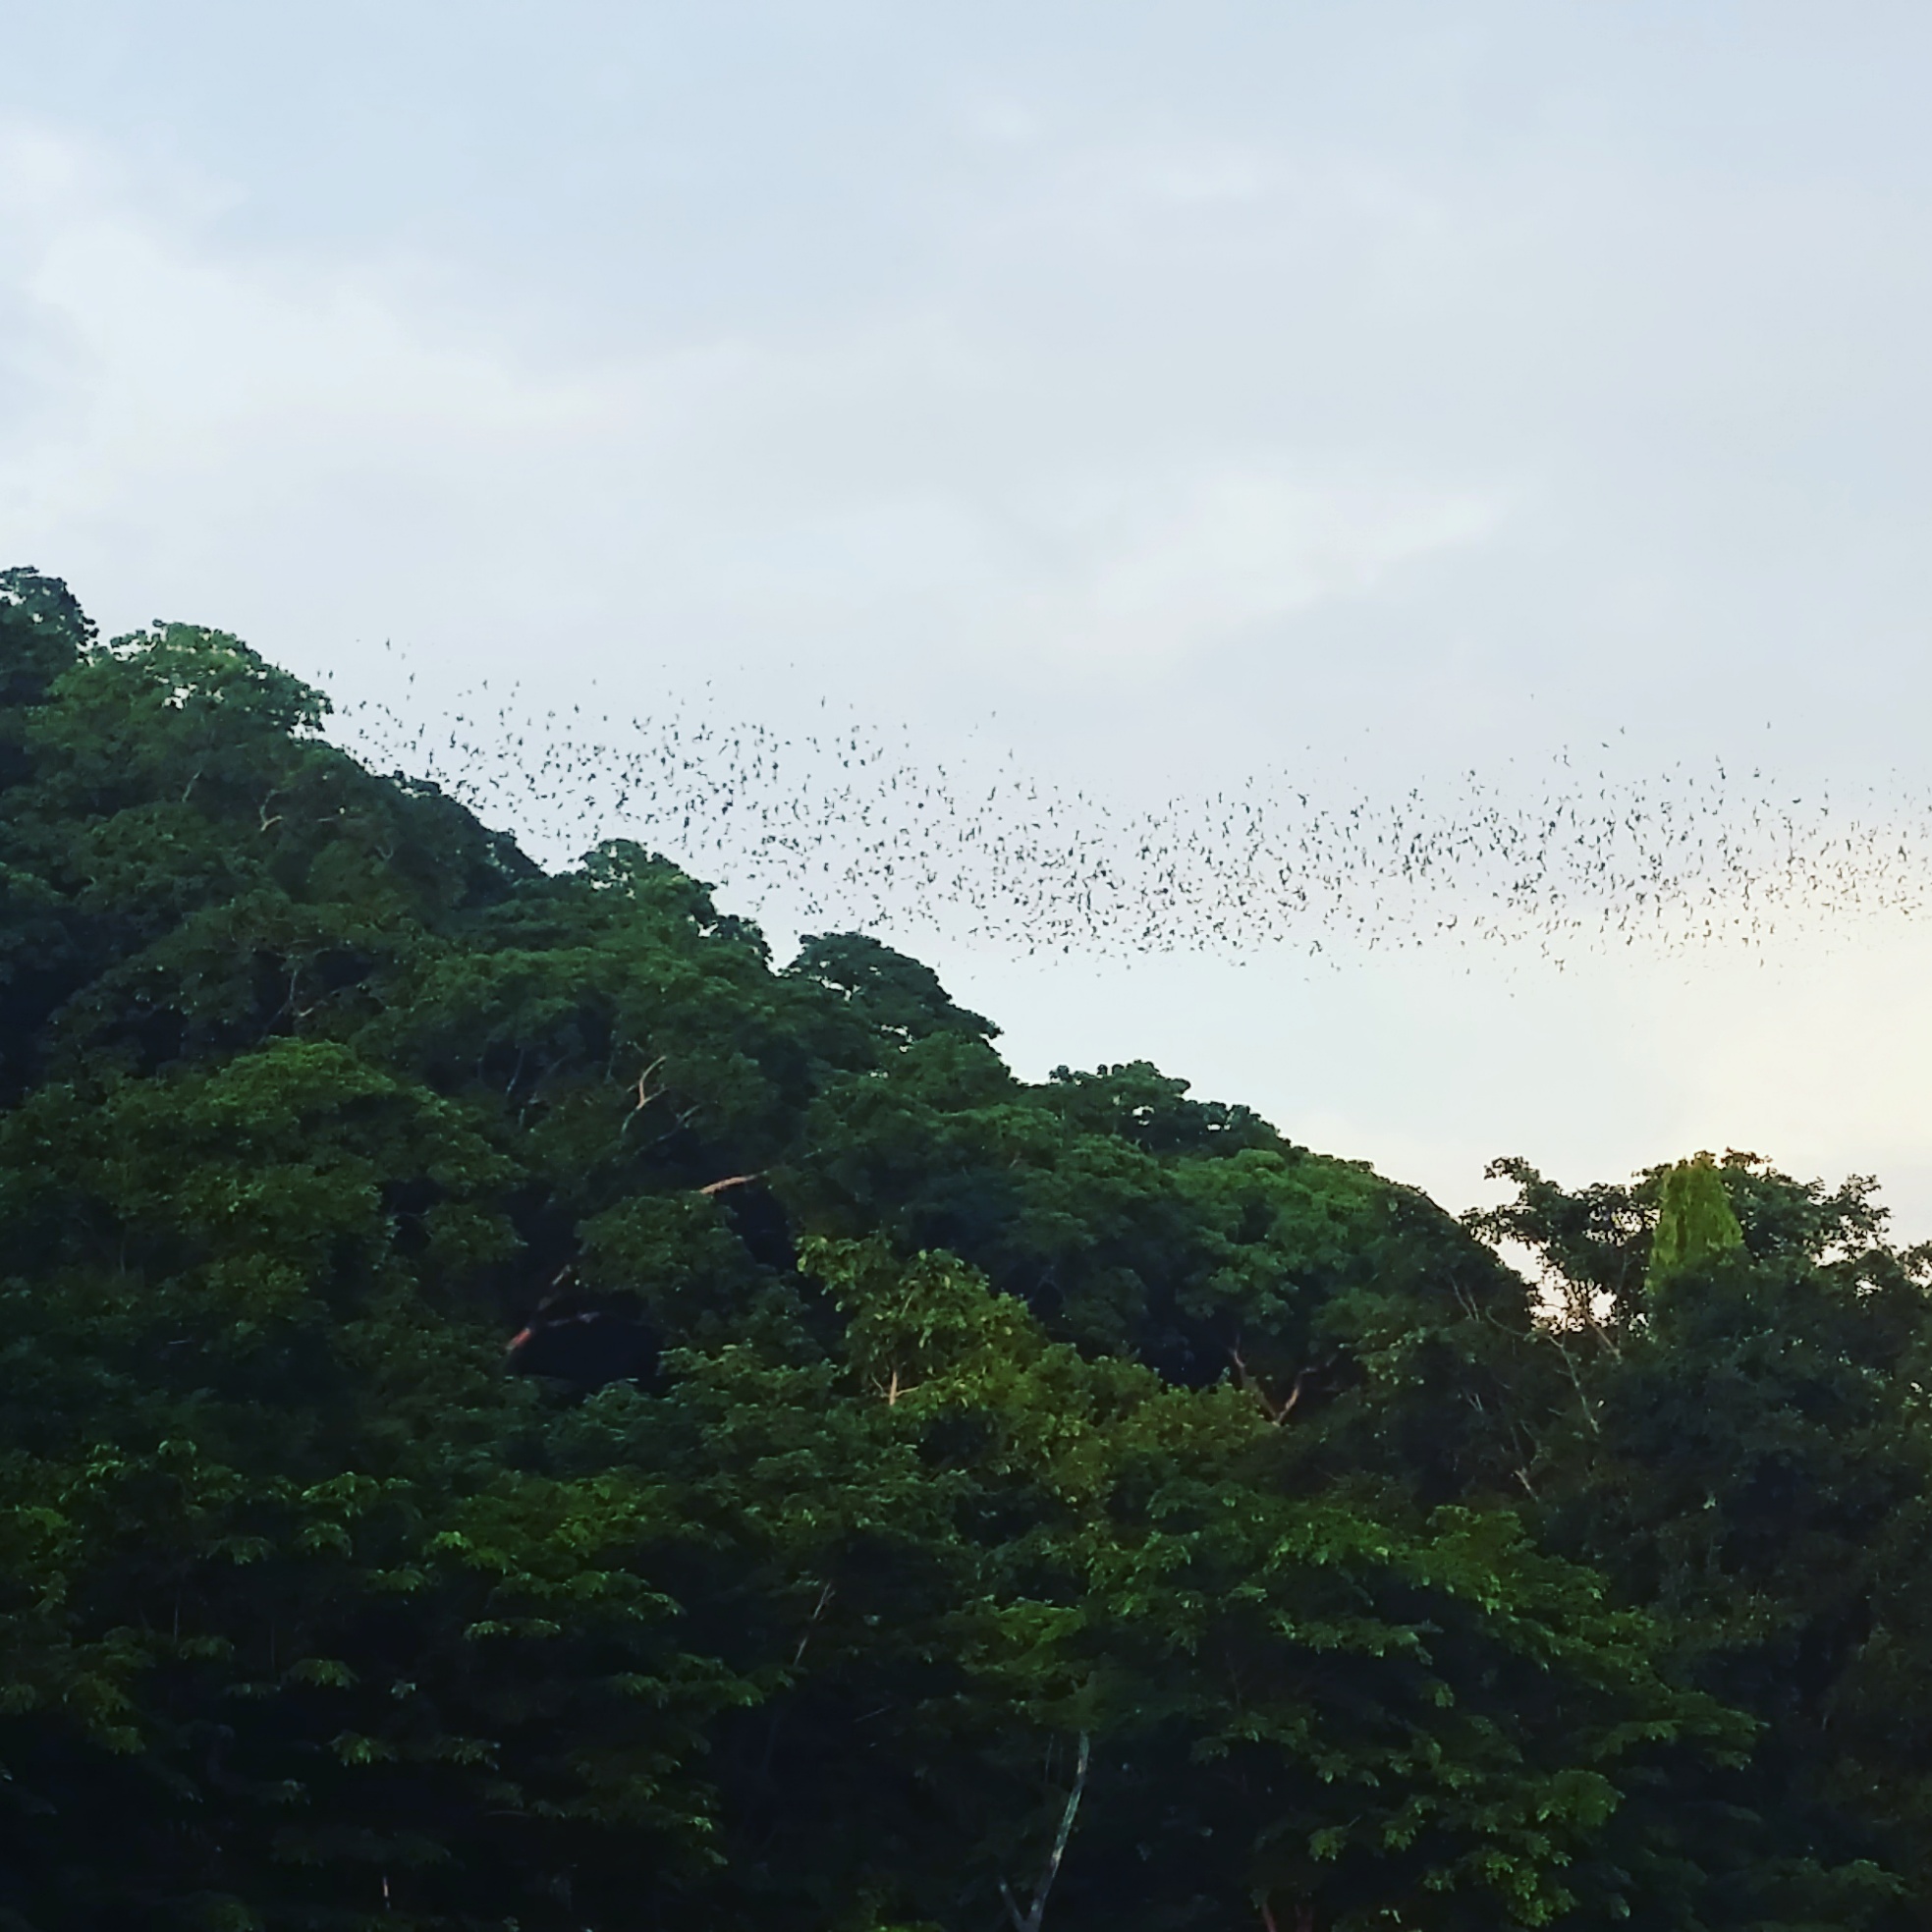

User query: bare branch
[620,1058,669,1136]
[792,1580,836,1668]
[1260,1903,1314,1932]
[1229,1345,1314,1426]
[1003,1733,1090,1932]
[697,1173,762,1196]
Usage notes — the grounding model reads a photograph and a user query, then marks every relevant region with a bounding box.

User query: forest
[4,564,1932,1931]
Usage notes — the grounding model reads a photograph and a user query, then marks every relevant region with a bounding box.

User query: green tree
[0,570,1837,1929]
[1479,1152,1932,1928]
[1646,1154,1745,1290]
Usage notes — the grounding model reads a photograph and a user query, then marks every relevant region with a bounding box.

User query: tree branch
[1002,1733,1090,1932]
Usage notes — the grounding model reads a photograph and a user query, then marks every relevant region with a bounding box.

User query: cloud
[1003,466,1507,668]
[0,124,1506,698]
[0,129,625,530]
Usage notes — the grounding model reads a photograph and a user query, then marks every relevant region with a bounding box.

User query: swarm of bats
[326,675,1932,965]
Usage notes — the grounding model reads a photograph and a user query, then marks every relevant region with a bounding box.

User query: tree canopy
[4,569,1931,1930]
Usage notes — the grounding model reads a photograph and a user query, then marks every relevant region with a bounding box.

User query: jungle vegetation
[4,567,1932,1931]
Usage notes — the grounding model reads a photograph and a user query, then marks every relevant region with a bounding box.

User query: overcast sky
[9,2,1932,1227]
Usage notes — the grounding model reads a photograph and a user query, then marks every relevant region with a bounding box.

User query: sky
[8,1,1932,1229]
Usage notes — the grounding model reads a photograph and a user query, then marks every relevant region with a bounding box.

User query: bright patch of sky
[8,1,1932,1227]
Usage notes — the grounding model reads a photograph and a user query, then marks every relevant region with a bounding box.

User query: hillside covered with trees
[6,567,1932,1931]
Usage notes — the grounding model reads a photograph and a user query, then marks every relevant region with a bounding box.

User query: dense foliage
[3,569,1930,1930]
